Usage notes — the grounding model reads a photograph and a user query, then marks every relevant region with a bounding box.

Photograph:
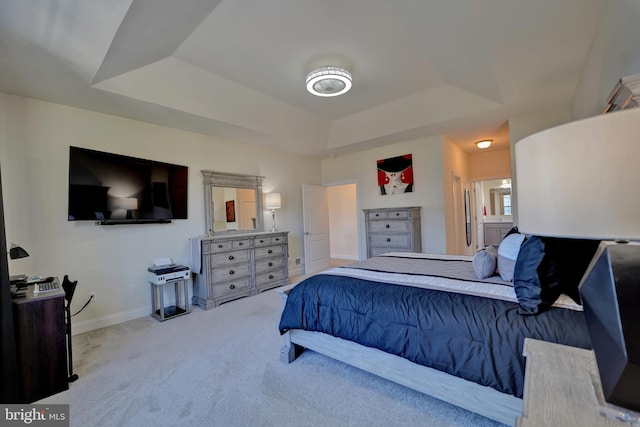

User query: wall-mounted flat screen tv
[68,146,188,223]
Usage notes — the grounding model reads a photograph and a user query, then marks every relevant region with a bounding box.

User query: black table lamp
[516,108,640,417]
[9,244,28,260]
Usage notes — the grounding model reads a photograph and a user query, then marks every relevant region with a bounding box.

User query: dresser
[364,207,422,258]
[192,231,289,309]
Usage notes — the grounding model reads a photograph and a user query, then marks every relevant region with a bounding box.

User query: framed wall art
[377,154,414,195]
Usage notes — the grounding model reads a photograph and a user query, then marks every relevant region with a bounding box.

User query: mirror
[489,188,512,216]
[479,178,512,219]
[202,171,264,235]
[464,188,472,247]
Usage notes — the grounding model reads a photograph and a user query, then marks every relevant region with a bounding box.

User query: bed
[278,248,593,425]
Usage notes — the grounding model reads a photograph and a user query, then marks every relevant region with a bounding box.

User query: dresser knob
[268,249,273,254]
[375,213,380,217]
[239,242,243,246]
[269,274,274,279]
[259,239,264,243]
[275,238,280,241]
[386,238,391,242]
[385,224,390,228]
[229,270,235,275]
[396,212,400,216]
[229,255,234,260]
[229,284,236,290]
[218,244,223,248]
[268,262,273,267]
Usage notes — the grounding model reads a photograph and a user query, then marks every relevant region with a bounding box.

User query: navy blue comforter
[279,273,591,398]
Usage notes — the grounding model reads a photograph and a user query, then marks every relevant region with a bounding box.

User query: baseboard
[72,306,149,335]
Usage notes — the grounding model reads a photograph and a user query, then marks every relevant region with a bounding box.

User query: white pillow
[473,245,497,279]
[497,233,526,281]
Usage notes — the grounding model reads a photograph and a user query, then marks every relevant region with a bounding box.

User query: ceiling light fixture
[306,66,352,97]
[475,140,492,149]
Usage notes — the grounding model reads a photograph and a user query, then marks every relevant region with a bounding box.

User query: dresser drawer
[210,250,249,266]
[255,269,287,287]
[212,278,251,298]
[209,238,251,253]
[255,235,287,247]
[211,264,250,283]
[255,245,284,258]
[369,221,410,233]
[367,211,389,220]
[370,234,410,247]
[255,256,284,273]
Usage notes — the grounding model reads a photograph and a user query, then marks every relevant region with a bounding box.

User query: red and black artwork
[377,154,414,195]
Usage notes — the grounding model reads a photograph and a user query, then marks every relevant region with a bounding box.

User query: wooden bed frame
[277,286,523,426]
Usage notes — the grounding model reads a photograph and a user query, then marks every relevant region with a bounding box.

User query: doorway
[473,178,513,249]
[302,182,359,275]
[327,183,359,266]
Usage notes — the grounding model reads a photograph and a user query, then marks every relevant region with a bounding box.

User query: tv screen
[68,146,188,222]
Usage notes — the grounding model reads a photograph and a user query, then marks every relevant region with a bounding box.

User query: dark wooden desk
[12,279,68,403]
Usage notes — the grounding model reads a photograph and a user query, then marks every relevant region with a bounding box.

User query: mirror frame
[202,170,265,235]
[464,188,472,247]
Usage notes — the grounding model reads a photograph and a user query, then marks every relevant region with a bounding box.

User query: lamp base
[270,209,277,232]
[579,241,640,412]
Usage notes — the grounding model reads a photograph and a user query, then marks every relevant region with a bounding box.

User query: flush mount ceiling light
[475,140,492,149]
[306,66,352,97]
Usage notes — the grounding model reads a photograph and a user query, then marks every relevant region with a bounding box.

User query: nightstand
[517,338,639,427]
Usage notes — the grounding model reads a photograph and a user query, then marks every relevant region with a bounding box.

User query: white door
[302,184,330,274]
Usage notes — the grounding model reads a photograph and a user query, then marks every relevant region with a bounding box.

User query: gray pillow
[498,233,526,281]
[473,245,497,279]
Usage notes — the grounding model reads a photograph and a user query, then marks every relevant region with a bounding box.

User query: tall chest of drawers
[364,207,422,258]
[193,231,289,309]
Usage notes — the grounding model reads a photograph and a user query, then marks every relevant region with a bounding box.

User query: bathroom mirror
[202,171,264,234]
[489,188,512,216]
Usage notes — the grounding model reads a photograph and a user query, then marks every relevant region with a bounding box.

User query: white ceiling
[0,0,606,157]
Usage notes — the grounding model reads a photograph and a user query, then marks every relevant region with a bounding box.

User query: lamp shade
[516,108,640,240]
[9,244,29,260]
[265,193,281,210]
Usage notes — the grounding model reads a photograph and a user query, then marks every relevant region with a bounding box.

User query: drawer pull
[239,242,243,246]
[267,249,273,254]
[229,284,236,290]
[229,269,235,275]
[386,238,391,242]
[229,255,234,260]
[375,213,380,217]
[396,212,400,216]
[275,238,280,242]
[385,224,390,228]
[268,262,273,267]
[218,244,223,248]
[269,274,274,279]
[259,239,264,243]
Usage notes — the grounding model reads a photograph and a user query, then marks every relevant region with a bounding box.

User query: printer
[148,257,190,285]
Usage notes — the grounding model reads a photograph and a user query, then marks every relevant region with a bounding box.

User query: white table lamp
[516,107,640,413]
[265,193,281,232]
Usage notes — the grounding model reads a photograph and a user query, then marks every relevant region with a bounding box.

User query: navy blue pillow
[513,236,563,315]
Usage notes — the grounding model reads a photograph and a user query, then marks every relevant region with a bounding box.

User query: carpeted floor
[39,287,505,427]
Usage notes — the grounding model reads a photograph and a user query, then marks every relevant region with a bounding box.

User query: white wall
[321,136,447,259]
[327,184,358,260]
[0,93,320,333]
[572,0,640,119]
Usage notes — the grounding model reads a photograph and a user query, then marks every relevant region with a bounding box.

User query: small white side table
[517,338,639,427]
[150,278,190,321]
